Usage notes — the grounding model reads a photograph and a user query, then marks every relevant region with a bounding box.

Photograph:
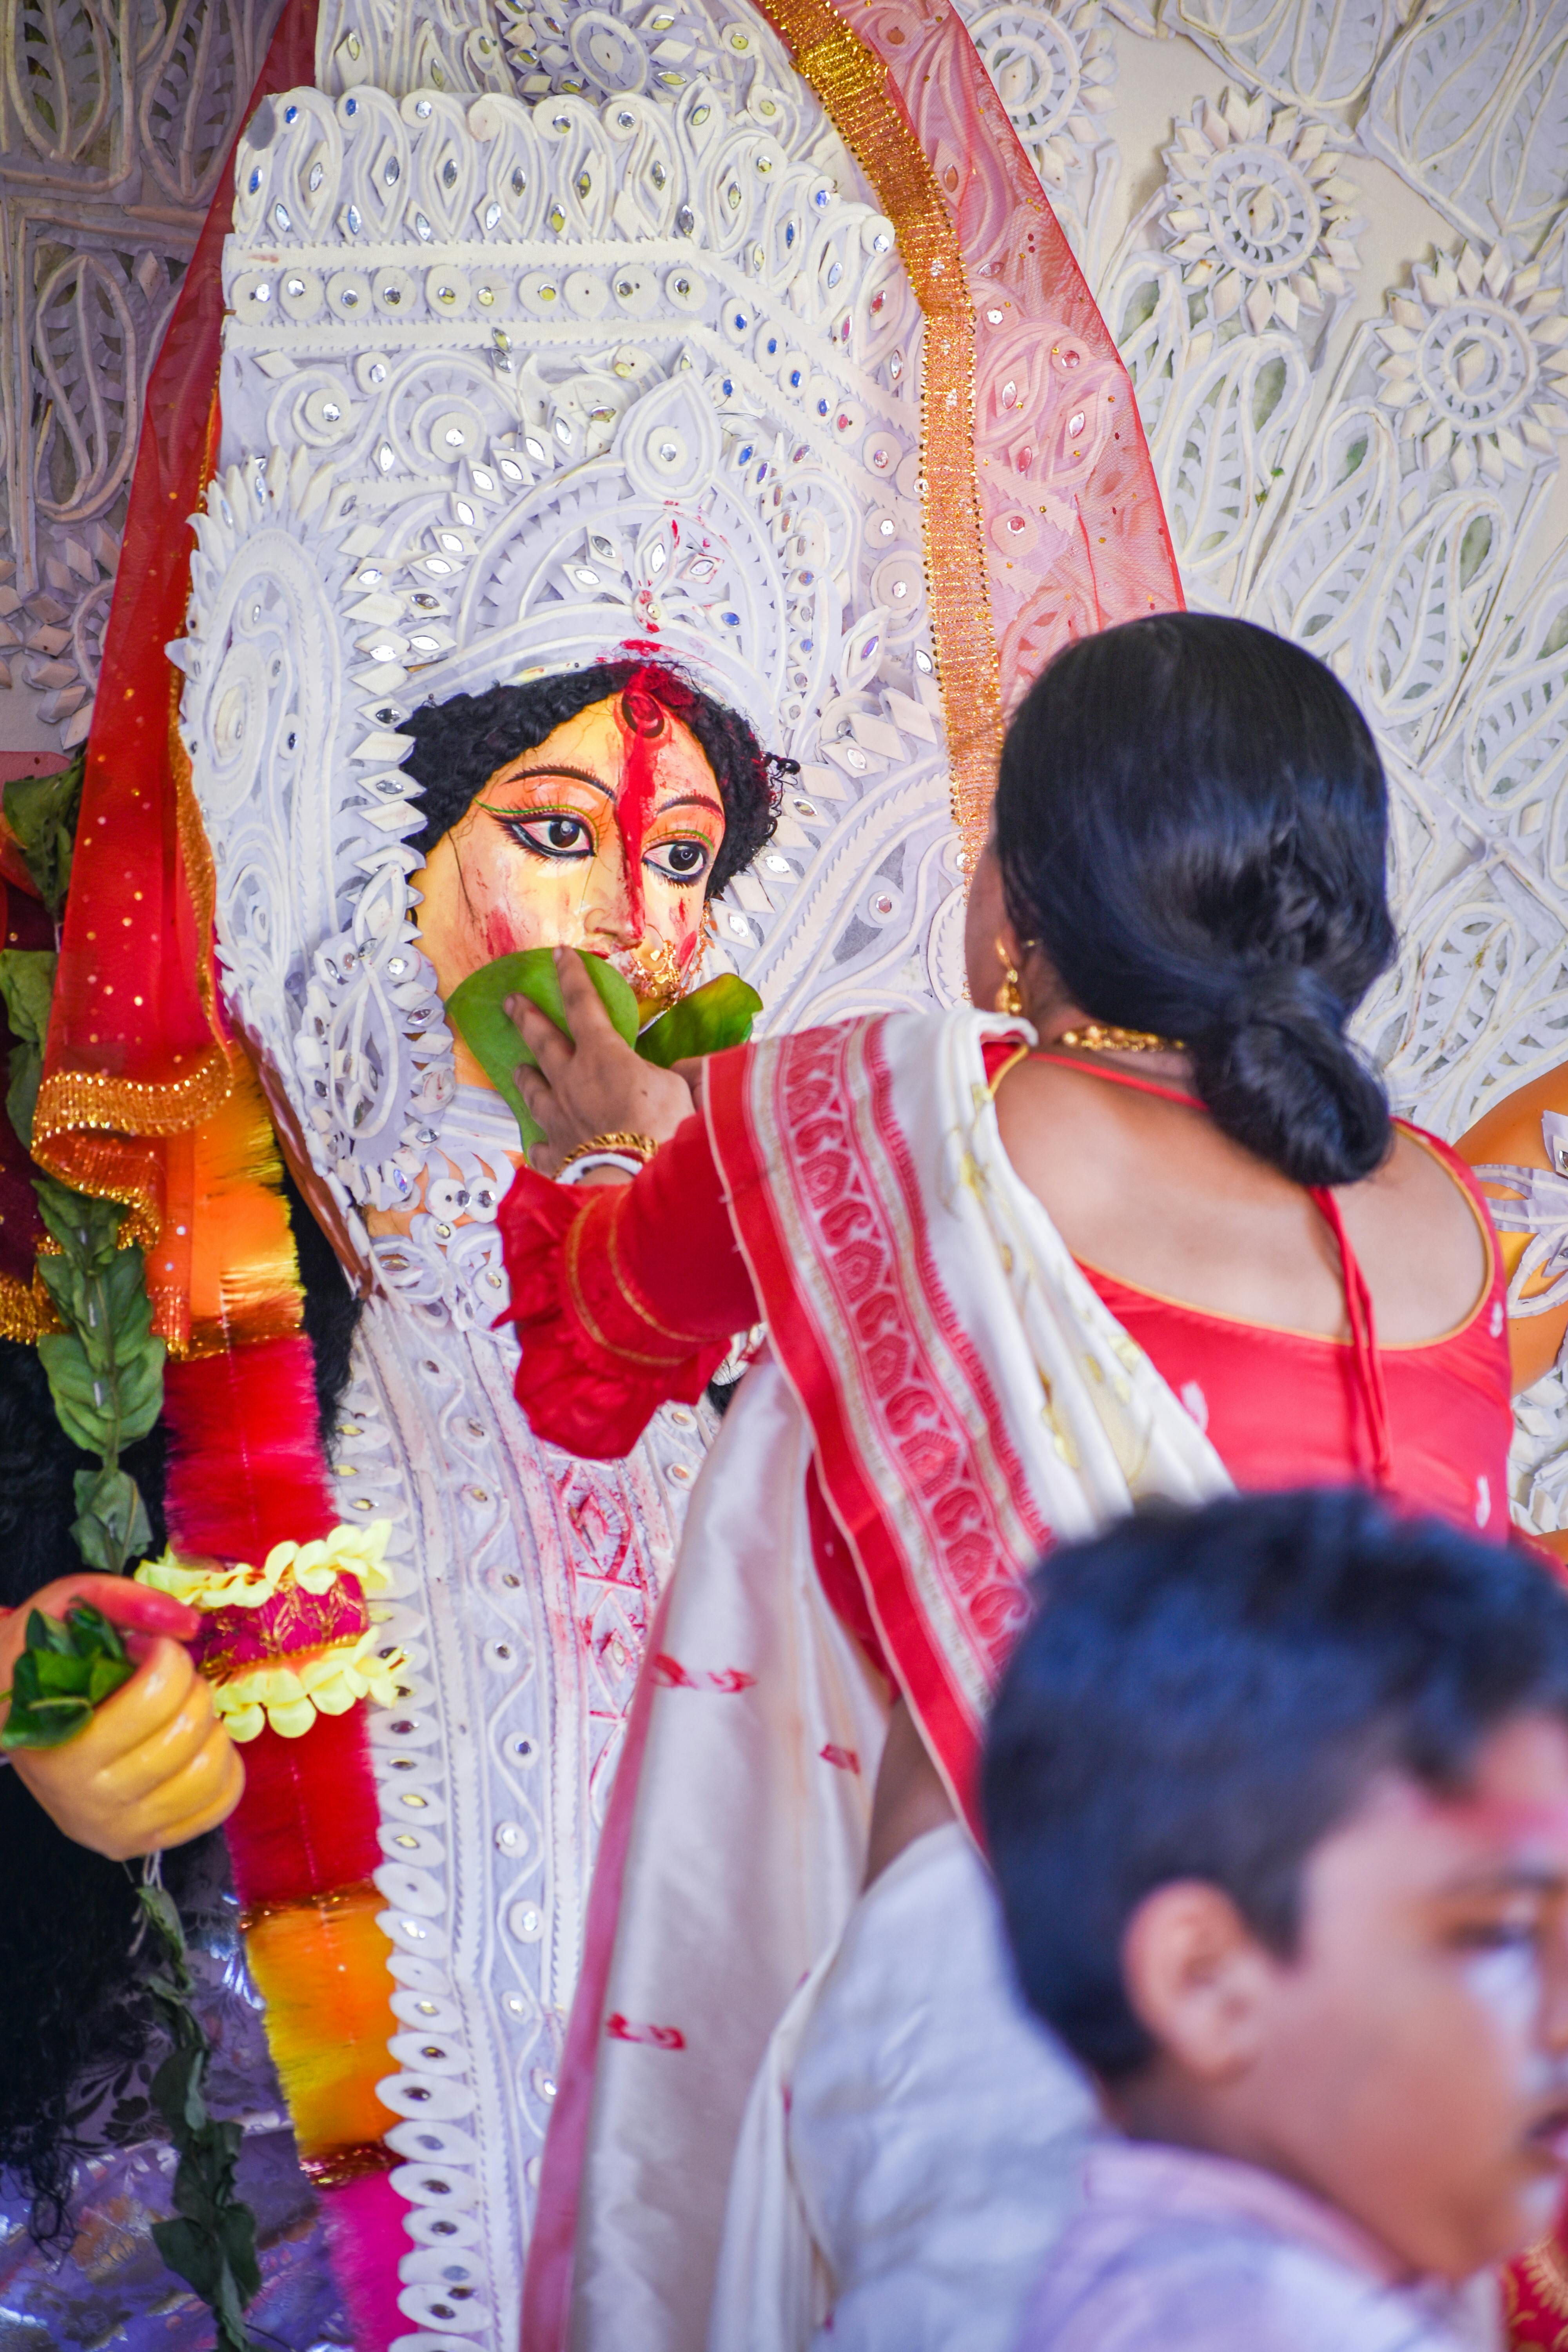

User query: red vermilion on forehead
[621,687,667,738]
[613,661,697,935]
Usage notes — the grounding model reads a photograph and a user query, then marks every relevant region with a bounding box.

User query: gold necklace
[1056,1021,1185,1054]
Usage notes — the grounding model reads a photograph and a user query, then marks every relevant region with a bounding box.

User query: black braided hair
[397,658,783,894]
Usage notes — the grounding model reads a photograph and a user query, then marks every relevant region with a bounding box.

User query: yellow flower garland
[135,1519,408,1741]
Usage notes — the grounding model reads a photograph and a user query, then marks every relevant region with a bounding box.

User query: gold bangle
[557,1131,661,1173]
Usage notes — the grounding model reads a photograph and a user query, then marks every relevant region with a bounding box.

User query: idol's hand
[509,946,698,1176]
[0,1576,244,1858]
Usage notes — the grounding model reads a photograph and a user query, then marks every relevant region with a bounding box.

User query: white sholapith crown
[174,60,953,1238]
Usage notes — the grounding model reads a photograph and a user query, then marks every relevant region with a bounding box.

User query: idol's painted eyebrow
[658,791,725,820]
[502,764,616,800]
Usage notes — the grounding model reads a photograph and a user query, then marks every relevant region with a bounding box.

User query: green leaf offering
[31,1172,165,1485]
[3,753,83,922]
[0,1601,134,1749]
[445,948,641,1145]
[635,974,762,1068]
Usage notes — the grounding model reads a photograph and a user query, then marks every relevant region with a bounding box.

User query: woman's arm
[495,953,760,1455]
[863,1697,958,1888]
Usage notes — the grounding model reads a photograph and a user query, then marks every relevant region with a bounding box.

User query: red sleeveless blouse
[499,1044,1513,1544]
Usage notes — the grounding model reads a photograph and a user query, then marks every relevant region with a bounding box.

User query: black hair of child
[983,1488,1568,2083]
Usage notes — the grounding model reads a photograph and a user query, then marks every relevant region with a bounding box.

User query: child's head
[983,1488,1568,2280]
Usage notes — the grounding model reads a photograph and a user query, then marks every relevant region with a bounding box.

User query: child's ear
[1121,1881,1274,2083]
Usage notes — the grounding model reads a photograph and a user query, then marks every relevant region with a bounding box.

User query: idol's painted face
[415,689,726,1077]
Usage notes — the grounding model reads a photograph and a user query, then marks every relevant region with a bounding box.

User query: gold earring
[688,902,718,998]
[994,935,1024,1017]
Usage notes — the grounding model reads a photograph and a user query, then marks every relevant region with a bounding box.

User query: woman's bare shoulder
[1341,1124,1492,1344]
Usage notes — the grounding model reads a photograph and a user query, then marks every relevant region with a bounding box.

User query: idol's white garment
[331,1084,712,2346]
[713,1822,1100,2352]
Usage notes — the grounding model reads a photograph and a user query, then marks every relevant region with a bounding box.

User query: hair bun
[995,613,1397,1191]
[1194,963,1389,1189]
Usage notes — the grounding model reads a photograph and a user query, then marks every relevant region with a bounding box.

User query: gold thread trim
[1519,2234,1568,2321]
[0,1268,62,1341]
[756,0,1004,872]
[564,1206,693,1370]
[985,1041,1029,1101]
[238,1875,382,1936]
[604,1198,719,1349]
[22,1131,164,1249]
[33,1053,233,1141]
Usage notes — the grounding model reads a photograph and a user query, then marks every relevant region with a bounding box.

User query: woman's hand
[0,1575,244,1858]
[509,946,700,1176]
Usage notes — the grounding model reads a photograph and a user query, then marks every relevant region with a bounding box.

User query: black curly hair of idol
[0,1176,362,2245]
[397,659,784,893]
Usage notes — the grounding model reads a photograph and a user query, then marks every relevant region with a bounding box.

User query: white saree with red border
[521,1007,1232,2351]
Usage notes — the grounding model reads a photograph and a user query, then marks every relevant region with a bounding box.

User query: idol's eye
[645,838,712,882]
[503,813,594,858]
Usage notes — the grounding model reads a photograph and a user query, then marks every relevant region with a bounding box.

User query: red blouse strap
[1308,1185,1394,1489]
[1012,1046,1396,1489]
[1026,1050,1203,1112]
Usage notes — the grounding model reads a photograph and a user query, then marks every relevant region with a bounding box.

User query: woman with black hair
[498,615,1517,2352]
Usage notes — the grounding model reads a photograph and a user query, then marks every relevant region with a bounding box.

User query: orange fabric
[157,1044,305,1357]
[241,1883,400,2161]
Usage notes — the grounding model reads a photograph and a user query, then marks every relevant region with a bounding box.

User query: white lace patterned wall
[0,0,283,754]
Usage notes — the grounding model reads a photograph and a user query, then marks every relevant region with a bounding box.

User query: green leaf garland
[0,760,264,2345]
[4,751,83,921]
[0,946,58,1147]
[137,1876,263,2352]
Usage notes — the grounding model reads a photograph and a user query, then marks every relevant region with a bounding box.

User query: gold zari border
[33,1051,233,1142]
[564,1207,694,1371]
[299,2140,397,2190]
[0,1268,61,1342]
[757,0,1004,869]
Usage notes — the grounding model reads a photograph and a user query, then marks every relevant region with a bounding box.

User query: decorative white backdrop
[4,6,1568,2343]
[0,0,286,753]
